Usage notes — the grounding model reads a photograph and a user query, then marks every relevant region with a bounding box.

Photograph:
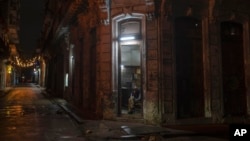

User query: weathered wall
[42,0,250,125]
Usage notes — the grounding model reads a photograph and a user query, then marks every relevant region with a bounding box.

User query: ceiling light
[120,36,135,41]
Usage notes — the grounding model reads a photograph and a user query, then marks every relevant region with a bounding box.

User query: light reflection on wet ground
[0,105,23,117]
[0,83,85,141]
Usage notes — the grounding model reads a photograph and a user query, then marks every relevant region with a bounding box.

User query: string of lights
[10,55,40,68]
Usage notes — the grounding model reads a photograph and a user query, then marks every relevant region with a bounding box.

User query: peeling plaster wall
[144,19,161,124]
[97,24,114,119]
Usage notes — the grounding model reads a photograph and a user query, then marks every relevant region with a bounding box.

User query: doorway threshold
[116,114,144,123]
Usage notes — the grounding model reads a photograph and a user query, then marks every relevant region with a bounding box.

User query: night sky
[19,0,44,57]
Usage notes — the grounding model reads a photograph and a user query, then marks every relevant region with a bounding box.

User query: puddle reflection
[0,105,24,117]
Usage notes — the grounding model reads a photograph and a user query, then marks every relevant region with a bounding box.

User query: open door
[112,15,145,118]
[119,43,143,116]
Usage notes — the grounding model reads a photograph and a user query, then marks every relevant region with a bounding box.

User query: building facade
[0,0,20,89]
[41,0,250,125]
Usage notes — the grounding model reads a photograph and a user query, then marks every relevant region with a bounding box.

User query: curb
[57,103,84,124]
[41,89,84,124]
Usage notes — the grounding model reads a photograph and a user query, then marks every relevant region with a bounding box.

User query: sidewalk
[43,91,228,141]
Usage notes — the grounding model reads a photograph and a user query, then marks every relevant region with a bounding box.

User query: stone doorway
[112,14,146,118]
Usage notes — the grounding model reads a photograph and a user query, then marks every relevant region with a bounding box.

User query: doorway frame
[112,13,146,116]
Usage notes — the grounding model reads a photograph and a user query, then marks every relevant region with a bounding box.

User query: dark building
[40,0,250,125]
[0,0,20,89]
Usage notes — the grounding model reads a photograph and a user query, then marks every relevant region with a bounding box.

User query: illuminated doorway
[119,43,142,115]
[221,22,247,116]
[112,14,145,117]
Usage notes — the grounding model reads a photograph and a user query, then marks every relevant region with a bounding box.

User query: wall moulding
[111,1,155,21]
[112,0,146,6]
[97,0,110,25]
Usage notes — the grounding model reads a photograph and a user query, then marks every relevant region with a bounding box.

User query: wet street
[0,84,229,141]
[0,83,84,141]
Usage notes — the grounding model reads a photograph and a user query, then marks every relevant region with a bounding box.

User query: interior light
[120,36,135,41]
[120,40,139,45]
[65,73,68,87]
[121,65,124,69]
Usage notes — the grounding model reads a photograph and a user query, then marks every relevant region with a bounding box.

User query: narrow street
[0,83,84,141]
[0,84,230,141]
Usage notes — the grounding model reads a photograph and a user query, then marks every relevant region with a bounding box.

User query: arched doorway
[221,21,247,116]
[112,14,146,117]
[175,17,204,118]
